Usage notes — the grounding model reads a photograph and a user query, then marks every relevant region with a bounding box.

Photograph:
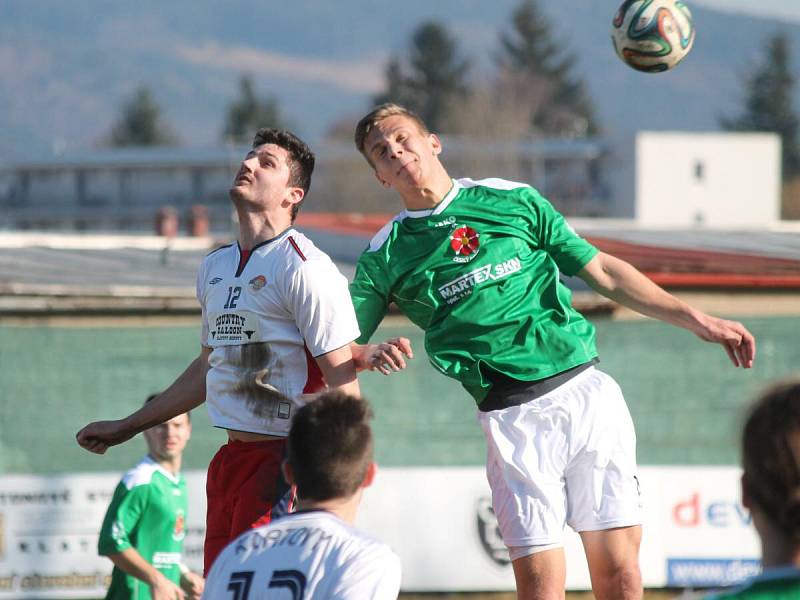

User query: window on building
[693,160,704,181]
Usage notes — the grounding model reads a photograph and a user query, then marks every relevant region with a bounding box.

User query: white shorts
[477,367,642,548]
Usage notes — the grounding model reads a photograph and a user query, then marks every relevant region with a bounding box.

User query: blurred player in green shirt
[98,396,204,600]
[351,103,756,600]
[705,380,800,600]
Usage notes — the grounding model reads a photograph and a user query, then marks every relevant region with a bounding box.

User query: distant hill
[1,0,799,158]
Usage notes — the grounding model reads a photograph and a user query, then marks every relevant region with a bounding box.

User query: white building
[610,131,782,227]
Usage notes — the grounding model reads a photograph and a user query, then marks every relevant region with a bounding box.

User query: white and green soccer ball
[611,0,696,73]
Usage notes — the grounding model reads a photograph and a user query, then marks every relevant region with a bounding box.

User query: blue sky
[695,0,800,23]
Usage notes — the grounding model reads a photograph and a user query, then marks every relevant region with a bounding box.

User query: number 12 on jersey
[224,286,242,309]
[227,570,307,599]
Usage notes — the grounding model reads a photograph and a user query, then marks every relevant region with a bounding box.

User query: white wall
[607,131,637,219]
[635,132,781,227]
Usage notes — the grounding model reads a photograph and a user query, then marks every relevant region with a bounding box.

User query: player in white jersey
[77,128,364,574]
[197,227,358,438]
[203,391,401,600]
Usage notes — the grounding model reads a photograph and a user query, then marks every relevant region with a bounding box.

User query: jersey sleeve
[526,188,598,276]
[331,545,402,600]
[286,257,360,357]
[349,251,392,344]
[97,481,150,556]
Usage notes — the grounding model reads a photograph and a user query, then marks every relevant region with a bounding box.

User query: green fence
[0,314,797,474]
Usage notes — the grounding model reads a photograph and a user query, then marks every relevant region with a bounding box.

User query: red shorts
[204,438,294,574]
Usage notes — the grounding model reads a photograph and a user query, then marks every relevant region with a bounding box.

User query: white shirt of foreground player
[203,509,402,599]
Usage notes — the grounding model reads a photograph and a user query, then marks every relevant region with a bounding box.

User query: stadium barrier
[0,466,758,597]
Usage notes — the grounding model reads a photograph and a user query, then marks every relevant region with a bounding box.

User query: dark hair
[144,393,190,422]
[287,392,374,501]
[742,379,800,541]
[252,128,315,222]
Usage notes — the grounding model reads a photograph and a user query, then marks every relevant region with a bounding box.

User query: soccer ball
[611,0,695,73]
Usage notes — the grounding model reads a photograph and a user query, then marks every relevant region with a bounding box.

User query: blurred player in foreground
[79,128,363,574]
[350,103,756,600]
[98,396,204,600]
[705,379,800,599]
[203,391,401,599]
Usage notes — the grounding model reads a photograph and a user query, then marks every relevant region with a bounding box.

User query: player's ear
[361,462,377,489]
[285,186,305,206]
[430,133,442,156]
[281,460,296,486]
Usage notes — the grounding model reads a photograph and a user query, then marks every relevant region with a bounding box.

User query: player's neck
[150,453,182,477]
[757,514,800,568]
[237,210,292,250]
[761,542,800,569]
[398,168,453,211]
[296,493,361,525]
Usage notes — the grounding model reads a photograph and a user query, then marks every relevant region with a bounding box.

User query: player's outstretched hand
[694,315,756,368]
[179,570,204,600]
[360,337,414,375]
[75,420,136,454]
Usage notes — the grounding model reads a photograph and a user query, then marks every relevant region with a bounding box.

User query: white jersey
[196,229,360,436]
[203,510,402,600]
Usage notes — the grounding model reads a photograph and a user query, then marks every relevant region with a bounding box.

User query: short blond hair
[354,103,430,164]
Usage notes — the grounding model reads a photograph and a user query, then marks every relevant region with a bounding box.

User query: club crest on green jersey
[172,509,186,541]
[450,225,480,263]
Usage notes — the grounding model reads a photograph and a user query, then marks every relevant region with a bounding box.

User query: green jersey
[98,456,188,600]
[350,177,599,403]
[705,568,800,599]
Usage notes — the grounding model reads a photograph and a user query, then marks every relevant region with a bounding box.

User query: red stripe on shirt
[287,236,306,261]
[303,346,326,394]
[236,249,251,276]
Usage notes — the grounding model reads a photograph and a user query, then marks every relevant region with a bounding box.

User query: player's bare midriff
[226,429,284,442]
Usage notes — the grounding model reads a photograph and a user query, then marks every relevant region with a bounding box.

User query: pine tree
[374,58,416,110]
[496,0,598,136]
[721,33,800,180]
[108,86,178,147]
[374,21,470,132]
[223,75,286,144]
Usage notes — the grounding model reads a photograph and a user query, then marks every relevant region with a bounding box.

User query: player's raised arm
[351,338,414,376]
[76,346,210,454]
[577,251,756,368]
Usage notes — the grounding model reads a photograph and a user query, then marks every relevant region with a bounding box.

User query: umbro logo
[209,277,223,285]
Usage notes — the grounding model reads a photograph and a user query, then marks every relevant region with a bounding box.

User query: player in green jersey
[705,379,800,600]
[350,103,756,600]
[98,396,204,600]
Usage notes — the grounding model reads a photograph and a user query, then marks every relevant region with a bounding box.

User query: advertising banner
[0,473,206,599]
[643,466,761,587]
[0,466,760,597]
